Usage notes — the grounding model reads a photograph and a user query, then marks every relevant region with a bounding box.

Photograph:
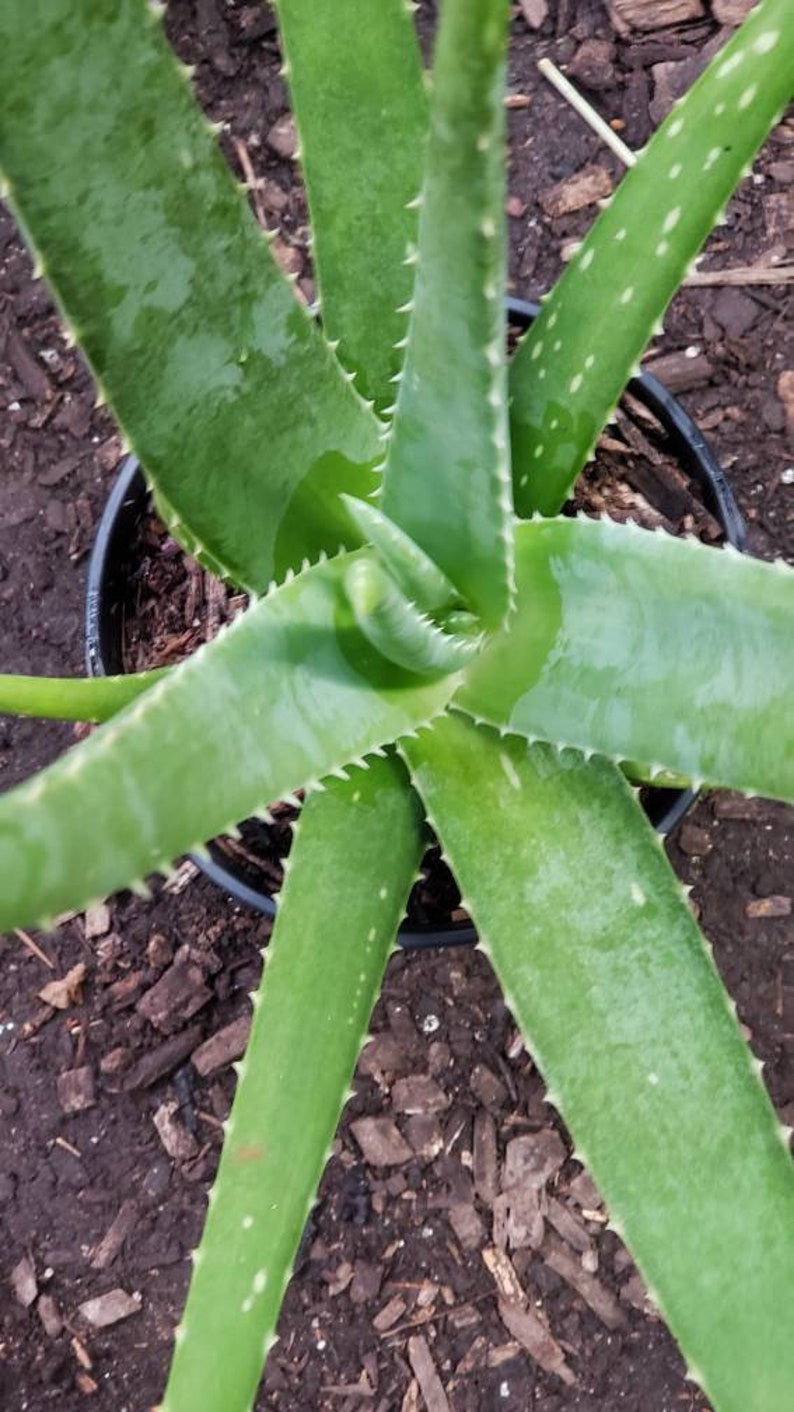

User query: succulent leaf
[163,754,423,1412]
[403,714,794,1412]
[0,0,381,594]
[341,494,459,614]
[457,516,794,804]
[274,0,428,408]
[509,0,794,515]
[380,0,514,628]
[0,557,454,934]
[0,671,163,722]
[345,557,481,677]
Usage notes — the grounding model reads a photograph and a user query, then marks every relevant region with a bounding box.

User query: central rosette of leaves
[342,495,486,676]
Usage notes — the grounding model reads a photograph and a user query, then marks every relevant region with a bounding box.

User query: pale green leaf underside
[403,715,794,1412]
[0,556,454,934]
[164,754,423,1412]
[0,0,380,594]
[509,0,794,515]
[0,671,162,722]
[275,0,428,408]
[457,517,794,804]
[380,0,513,628]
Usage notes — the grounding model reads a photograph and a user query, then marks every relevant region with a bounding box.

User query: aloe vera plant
[0,1,792,1408]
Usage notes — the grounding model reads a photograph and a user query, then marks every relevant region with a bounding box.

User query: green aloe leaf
[163,754,423,1412]
[0,671,162,722]
[403,714,794,1412]
[379,0,514,628]
[274,0,428,408]
[345,556,483,676]
[0,556,455,935]
[457,516,794,803]
[0,0,381,594]
[509,0,794,515]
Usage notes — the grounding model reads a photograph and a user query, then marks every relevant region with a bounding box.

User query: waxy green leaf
[380,0,514,627]
[509,0,794,515]
[342,495,459,615]
[164,754,423,1412]
[0,0,380,593]
[0,556,455,935]
[345,556,483,676]
[458,517,794,804]
[275,0,428,408]
[0,671,162,722]
[404,715,794,1412]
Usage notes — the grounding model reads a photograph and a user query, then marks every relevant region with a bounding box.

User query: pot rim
[86,296,746,949]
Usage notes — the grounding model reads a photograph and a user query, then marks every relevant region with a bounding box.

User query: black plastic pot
[86,297,745,949]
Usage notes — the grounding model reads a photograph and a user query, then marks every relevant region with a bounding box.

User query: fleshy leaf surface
[509,0,794,515]
[163,755,423,1412]
[380,0,513,627]
[341,495,459,614]
[345,557,483,677]
[275,0,428,407]
[403,715,794,1412]
[0,556,455,934]
[0,671,162,722]
[458,516,794,804]
[0,0,381,593]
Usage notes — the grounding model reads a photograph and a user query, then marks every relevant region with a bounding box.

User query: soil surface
[1,3,793,1410]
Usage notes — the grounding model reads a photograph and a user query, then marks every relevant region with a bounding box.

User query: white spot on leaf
[499,752,522,791]
[716,52,744,79]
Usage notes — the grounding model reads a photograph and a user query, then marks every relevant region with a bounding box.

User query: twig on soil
[14,927,55,969]
[320,1384,374,1399]
[407,1334,451,1412]
[538,58,636,168]
[561,234,794,288]
[53,1135,81,1159]
[684,264,794,287]
[383,1289,495,1341]
[232,136,268,230]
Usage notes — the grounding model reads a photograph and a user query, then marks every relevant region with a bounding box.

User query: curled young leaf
[341,494,460,614]
[344,556,482,678]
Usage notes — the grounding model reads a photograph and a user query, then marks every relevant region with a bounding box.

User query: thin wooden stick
[14,926,55,969]
[560,235,794,287]
[684,264,794,287]
[538,58,636,168]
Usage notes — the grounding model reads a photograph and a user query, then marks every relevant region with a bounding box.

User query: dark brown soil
[1,3,792,1411]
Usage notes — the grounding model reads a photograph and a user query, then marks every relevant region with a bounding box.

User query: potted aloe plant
[1,1,792,1409]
